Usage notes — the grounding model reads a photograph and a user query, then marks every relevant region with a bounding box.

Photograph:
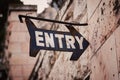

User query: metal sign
[19,15,89,61]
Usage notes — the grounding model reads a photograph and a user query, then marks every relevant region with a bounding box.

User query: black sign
[24,17,89,61]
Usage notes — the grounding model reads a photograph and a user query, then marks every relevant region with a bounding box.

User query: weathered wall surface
[6,0,120,80]
[37,0,120,80]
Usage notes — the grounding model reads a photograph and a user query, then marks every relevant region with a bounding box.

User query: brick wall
[6,5,38,80]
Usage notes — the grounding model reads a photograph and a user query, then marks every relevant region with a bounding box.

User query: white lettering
[35,31,44,47]
[55,34,64,48]
[75,36,83,49]
[65,35,75,49]
[44,32,55,48]
[35,31,84,50]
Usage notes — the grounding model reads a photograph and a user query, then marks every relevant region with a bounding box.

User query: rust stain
[65,11,73,20]
[113,0,120,15]
[104,74,107,80]
[117,18,120,25]
[74,77,82,80]
[101,7,105,15]
[103,2,105,6]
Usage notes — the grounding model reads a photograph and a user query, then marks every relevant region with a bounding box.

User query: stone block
[114,26,120,79]
[9,53,37,65]
[24,32,30,41]
[88,8,100,53]
[22,65,34,78]
[91,33,118,80]
[10,65,23,77]
[87,0,101,19]
[8,43,21,53]
[21,42,29,53]
[99,0,116,36]
[12,77,24,80]
[73,0,87,20]
[9,21,28,32]
[9,32,27,43]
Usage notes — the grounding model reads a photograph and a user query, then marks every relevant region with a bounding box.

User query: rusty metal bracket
[19,15,88,26]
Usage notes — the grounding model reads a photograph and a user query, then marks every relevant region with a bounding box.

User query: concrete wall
[6,0,120,80]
